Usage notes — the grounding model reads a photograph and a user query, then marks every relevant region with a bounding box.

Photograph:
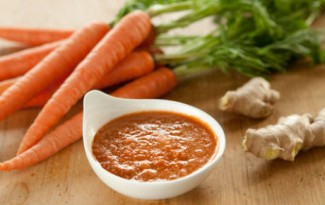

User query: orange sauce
[92,111,217,182]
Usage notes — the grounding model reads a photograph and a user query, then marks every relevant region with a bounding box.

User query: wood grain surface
[0,1,325,205]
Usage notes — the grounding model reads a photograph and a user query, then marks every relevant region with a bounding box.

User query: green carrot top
[115,0,325,77]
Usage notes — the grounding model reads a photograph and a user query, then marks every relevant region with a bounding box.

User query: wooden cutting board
[1,1,325,204]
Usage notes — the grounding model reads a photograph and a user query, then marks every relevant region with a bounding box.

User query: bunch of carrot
[2,0,321,171]
[0,11,177,171]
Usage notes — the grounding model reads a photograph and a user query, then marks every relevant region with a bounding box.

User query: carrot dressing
[92,111,217,182]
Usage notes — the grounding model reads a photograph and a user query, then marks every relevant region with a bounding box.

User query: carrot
[0,41,62,80]
[0,112,83,171]
[24,69,73,108]
[93,50,154,89]
[0,71,71,104]
[0,77,18,93]
[138,24,156,48]
[111,67,177,98]
[26,50,155,108]
[0,76,58,108]
[0,50,155,108]
[0,27,156,82]
[0,22,110,121]
[24,91,55,108]
[0,50,156,117]
[0,67,177,171]
[0,40,63,81]
[0,42,157,85]
[0,27,73,46]
[17,11,151,155]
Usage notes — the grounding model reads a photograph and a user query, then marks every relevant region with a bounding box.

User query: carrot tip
[16,146,25,156]
[0,163,5,171]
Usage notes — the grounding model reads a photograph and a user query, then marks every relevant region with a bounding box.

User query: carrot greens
[117,0,325,77]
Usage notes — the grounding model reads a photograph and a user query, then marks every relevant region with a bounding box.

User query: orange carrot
[0,50,154,108]
[0,27,73,46]
[25,50,155,108]
[93,50,154,89]
[139,24,156,48]
[24,91,55,108]
[0,112,83,171]
[0,77,18,93]
[0,22,110,122]
[0,67,177,171]
[17,11,151,154]
[0,31,157,82]
[0,66,72,108]
[0,40,63,81]
[111,67,177,98]
[24,70,73,108]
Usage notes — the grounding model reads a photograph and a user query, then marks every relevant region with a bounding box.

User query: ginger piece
[219,77,280,118]
[242,108,325,161]
[310,108,325,147]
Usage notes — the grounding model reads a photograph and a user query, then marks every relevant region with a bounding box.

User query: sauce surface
[92,111,217,182]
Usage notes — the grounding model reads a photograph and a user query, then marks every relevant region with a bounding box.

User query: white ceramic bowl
[82,90,226,200]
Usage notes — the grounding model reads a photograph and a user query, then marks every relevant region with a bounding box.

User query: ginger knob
[242,108,325,161]
[219,77,280,118]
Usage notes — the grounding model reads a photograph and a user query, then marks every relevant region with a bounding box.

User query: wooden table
[1,1,325,204]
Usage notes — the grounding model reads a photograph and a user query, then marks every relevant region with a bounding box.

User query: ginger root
[242,108,325,161]
[219,77,280,118]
